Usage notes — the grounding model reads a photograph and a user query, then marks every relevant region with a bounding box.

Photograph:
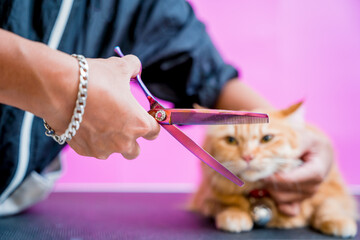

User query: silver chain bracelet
[43,54,89,145]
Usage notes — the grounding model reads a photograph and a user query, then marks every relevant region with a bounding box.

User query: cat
[190,102,357,238]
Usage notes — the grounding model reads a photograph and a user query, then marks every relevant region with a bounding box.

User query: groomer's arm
[0,29,159,159]
[0,29,80,129]
[215,78,273,110]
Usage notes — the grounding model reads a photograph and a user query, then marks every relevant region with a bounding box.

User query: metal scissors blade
[114,46,269,187]
[148,108,269,125]
[161,124,244,186]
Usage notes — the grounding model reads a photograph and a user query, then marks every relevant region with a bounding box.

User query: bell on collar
[251,202,272,226]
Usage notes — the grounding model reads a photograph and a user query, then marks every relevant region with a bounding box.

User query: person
[0,0,331,217]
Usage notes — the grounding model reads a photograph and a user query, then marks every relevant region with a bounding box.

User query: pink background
[56,0,360,191]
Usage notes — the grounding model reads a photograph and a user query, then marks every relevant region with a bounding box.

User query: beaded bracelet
[43,54,89,145]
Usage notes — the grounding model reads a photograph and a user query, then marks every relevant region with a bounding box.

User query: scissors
[115,46,269,187]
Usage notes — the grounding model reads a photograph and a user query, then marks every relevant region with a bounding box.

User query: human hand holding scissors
[115,47,269,187]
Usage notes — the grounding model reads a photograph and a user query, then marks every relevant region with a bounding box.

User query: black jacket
[0,0,238,197]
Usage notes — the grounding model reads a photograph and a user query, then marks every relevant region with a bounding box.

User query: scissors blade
[165,109,268,125]
[161,124,244,187]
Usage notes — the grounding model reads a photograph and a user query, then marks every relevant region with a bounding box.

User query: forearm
[0,29,78,131]
[215,78,273,111]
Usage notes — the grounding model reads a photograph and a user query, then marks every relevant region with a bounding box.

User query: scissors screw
[155,110,167,121]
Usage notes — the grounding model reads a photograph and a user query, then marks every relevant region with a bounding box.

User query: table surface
[0,192,358,240]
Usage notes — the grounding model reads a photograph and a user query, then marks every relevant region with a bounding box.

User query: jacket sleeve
[124,0,239,108]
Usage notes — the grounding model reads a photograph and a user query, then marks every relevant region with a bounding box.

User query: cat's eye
[260,134,274,143]
[224,136,238,145]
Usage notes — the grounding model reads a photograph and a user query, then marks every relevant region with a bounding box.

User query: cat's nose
[242,155,254,163]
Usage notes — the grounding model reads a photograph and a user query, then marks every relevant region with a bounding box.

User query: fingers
[118,114,159,159]
[121,140,141,160]
[277,202,301,216]
[267,188,313,204]
[263,166,319,207]
[264,175,321,194]
[72,138,140,160]
[142,115,160,140]
[263,161,323,189]
[70,140,111,160]
[119,54,142,79]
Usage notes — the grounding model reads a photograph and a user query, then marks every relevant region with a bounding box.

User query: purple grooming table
[0,193,358,239]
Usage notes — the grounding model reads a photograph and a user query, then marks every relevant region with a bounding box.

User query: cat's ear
[281,101,305,126]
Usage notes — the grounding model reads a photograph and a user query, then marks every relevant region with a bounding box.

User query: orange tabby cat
[190,102,357,238]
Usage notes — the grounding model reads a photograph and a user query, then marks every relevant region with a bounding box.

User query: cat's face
[205,103,304,182]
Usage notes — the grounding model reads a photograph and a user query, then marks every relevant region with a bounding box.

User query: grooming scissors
[115,47,268,187]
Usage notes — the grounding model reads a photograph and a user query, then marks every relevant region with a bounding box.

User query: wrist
[31,46,79,133]
[44,54,89,144]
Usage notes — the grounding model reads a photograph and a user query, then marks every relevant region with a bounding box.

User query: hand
[48,55,160,160]
[263,128,333,216]
[0,30,159,159]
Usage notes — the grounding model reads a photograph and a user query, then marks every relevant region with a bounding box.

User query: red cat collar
[249,189,270,198]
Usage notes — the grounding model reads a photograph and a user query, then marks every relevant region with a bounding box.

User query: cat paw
[317,218,357,238]
[215,208,253,233]
[201,200,221,217]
